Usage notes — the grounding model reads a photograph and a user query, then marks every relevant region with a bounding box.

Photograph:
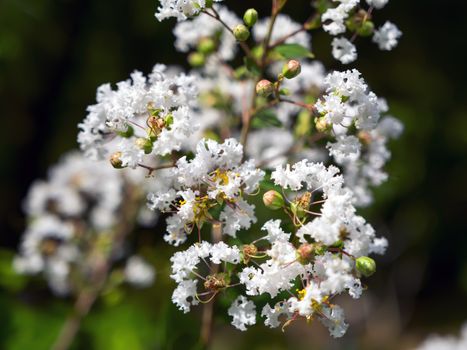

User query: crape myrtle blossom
[147,138,264,245]
[373,21,402,51]
[415,322,467,350]
[156,0,223,21]
[331,37,357,64]
[78,64,198,168]
[170,241,241,312]
[14,153,157,295]
[17,0,404,344]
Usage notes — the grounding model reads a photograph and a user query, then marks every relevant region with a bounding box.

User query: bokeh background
[1,0,466,349]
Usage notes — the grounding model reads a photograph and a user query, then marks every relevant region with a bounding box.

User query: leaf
[251,110,282,129]
[273,43,315,59]
[243,56,261,77]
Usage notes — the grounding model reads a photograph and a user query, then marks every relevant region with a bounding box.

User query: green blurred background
[1,0,466,349]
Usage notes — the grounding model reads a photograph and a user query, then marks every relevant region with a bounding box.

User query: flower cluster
[14,153,156,295]
[17,0,405,344]
[78,64,198,169]
[321,0,401,64]
[148,138,264,245]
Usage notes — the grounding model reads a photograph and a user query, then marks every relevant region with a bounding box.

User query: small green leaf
[251,110,282,129]
[273,43,314,60]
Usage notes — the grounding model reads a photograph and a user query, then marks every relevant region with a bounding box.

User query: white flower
[327,135,362,163]
[172,279,199,313]
[124,256,156,288]
[415,322,467,350]
[322,1,359,36]
[262,301,292,328]
[319,304,349,338]
[332,37,357,64]
[155,0,223,22]
[366,0,389,9]
[373,21,402,51]
[261,220,291,243]
[228,296,256,331]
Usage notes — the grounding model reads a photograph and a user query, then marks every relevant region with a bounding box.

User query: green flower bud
[135,138,153,154]
[197,37,216,54]
[263,190,285,210]
[243,8,258,27]
[256,79,274,97]
[188,52,205,67]
[282,60,301,79]
[357,21,374,37]
[355,256,376,277]
[110,152,125,169]
[117,125,134,138]
[205,0,213,8]
[233,24,250,42]
[164,114,174,128]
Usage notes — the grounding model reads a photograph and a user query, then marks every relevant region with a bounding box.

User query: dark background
[1,0,466,349]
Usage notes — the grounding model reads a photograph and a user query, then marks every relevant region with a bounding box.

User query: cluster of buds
[233,8,258,42]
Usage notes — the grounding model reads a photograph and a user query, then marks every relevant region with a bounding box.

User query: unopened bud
[233,24,250,42]
[135,138,153,154]
[357,21,374,37]
[358,131,372,145]
[256,79,274,97]
[296,243,314,264]
[282,60,301,79]
[315,116,330,133]
[188,52,205,67]
[355,256,376,277]
[263,190,284,210]
[110,152,125,169]
[243,8,258,27]
[197,37,216,54]
[117,125,134,138]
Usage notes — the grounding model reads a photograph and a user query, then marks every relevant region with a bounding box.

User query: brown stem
[200,224,222,348]
[51,184,141,350]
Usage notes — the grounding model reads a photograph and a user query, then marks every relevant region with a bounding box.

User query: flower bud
[282,60,301,79]
[296,243,314,264]
[357,131,372,146]
[315,116,330,133]
[357,21,374,37]
[355,256,376,277]
[256,79,274,97]
[233,24,250,42]
[110,152,125,169]
[135,138,153,154]
[197,37,216,54]
[117,125,134,138]
[263,190,285,210]
[243,8,258,27]
[188,52,205,67]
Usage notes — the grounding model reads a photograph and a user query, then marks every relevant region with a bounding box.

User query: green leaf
[243,56,261,77]
[251,110,282,129]
[272,43,314,60]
